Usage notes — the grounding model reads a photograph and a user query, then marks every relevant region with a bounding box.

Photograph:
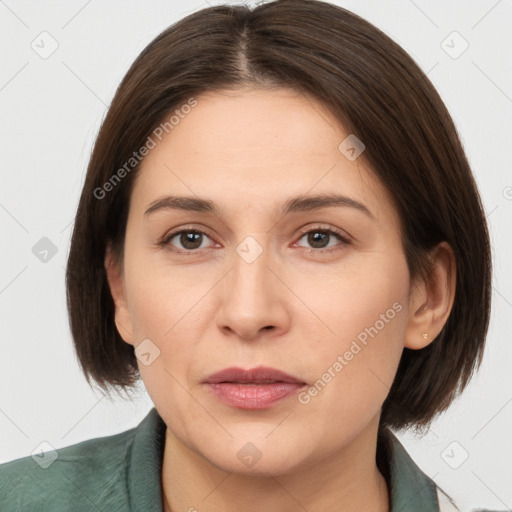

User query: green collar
[379,428,440,511]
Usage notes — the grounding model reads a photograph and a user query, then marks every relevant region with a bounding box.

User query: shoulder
[0,423,138,512]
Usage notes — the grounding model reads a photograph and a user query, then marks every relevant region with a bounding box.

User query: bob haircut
[66,0,491,431]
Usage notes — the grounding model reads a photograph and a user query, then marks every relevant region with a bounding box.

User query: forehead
[131,87,397,225]
[157,88,349,165]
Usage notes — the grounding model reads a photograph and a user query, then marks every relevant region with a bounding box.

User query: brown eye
[296,228,350,252]
[306,230,331,249]
[161,229,213,252]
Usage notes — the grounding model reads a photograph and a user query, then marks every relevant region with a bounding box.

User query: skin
[105,87,456,512]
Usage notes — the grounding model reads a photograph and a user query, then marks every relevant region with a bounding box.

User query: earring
[422,333,429,340]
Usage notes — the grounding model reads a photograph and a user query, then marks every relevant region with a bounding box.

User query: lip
[203,366,306,410]
[203,366,305,385]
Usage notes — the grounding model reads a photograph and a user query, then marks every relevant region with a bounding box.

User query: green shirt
[0,407,486,511]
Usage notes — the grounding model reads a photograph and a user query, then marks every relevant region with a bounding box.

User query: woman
[0,1,497,511]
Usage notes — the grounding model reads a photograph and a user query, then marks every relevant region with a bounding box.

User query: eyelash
[158,224,351,255]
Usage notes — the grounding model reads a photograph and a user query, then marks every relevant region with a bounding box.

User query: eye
[158,225,351,255]
[294,226,351,253]
[159,228,215,253]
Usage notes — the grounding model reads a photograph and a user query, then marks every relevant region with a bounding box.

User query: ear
[104,242,135,346]
[404,241,456,350]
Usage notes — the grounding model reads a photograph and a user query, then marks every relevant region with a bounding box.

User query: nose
[215,241,291,342]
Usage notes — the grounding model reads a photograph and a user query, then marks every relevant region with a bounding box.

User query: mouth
[203,366,306,409]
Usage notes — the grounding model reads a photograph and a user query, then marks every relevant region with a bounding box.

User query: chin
[195,435,309,477]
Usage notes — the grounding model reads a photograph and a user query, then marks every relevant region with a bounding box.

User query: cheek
[294,249,409,350]
[122,245,220,400]
[293,255,409,432]
[123,242,209,339]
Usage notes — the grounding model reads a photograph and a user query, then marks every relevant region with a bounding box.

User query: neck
[160,417,390,512]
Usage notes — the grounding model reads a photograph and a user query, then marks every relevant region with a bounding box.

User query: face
[108,87,419,475]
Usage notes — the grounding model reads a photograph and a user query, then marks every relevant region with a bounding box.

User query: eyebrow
[144,193,375,220]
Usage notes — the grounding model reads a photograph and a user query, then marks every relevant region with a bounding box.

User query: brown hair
[66,0,492,430]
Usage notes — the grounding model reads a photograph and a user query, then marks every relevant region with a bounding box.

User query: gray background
[1,1,511,510]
